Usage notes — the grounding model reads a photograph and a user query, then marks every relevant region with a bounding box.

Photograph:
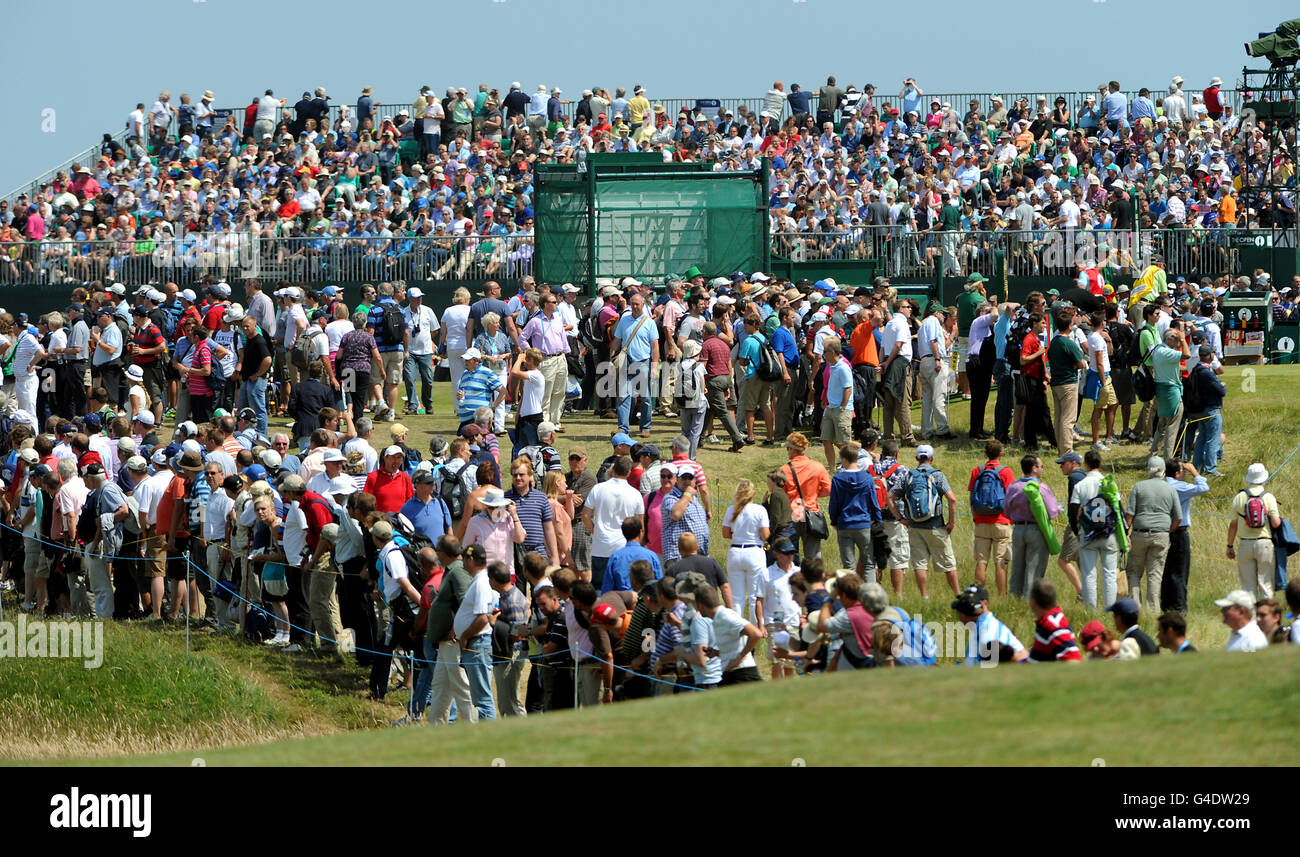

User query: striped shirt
[963,611,1025,666]
[651,600,686,669]
[498,585,529,635]
[1030,606,1083,662]
[669,456,708,492]
[660,488,710,562]
[505,487,554,557]
[456,365,503,423]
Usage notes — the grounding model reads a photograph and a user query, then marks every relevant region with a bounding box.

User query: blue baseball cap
[242,464,268,482]
[610,432,634,448]
[1107,597,1140,616]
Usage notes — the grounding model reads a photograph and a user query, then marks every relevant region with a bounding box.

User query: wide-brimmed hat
[481,487,511,508]
[1245,463,1269,485]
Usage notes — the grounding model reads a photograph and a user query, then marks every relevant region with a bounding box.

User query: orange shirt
[850,319,879,366]
[1219,195,1237,227]
[156,475,189,537]
[781,454,832,514]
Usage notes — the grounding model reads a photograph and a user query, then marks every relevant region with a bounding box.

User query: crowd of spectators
[0,73,1285,287]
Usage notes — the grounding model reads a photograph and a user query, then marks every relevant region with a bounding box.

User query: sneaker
[705,434,723,445]
[282,643,304,653]
[1072,426,1087,439]
[1093,440,1110,451]
[743,436,756,445]
[728,441,746,453]
[640,430,652,439]
[761,439,777,447]
[264,635,290,647]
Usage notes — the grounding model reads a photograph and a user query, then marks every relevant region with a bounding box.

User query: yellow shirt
[1232,487,1278,540]
[628,95,650,125]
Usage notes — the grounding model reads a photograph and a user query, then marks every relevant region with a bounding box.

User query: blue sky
[2,0,1296,194]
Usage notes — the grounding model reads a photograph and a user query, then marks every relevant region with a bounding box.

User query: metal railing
[0,234,534,287]
[860,89,1241,126]
[770,226,1249,280]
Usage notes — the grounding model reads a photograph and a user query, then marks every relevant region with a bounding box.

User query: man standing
[367,283,409,422]
[892,444,959,599]
[425,536,477,726]
[737,313,776,447]
[660,470,712,571]
[968,440,1015,596]
[1162,459,1209,614]
[454,544,499,721]
[612,292,659,439]
[581,456,644,590]
[519,291,570,431]
[916,304,954,440]
[1214,589,1269,652]
[402,287,439,416]
[1124,456,1181,612]
[699,322,746,452]
[1227,462,1282,599]
[819,338,854,467]
[1005,453,1060,599]
[1150,328,1190,459]
[879,299,916,445]
[1055,451,1086,599]
[487,561,529,717]
[1070,449,1122,608]
[1047,307,1086,455]
[237,314,273,437]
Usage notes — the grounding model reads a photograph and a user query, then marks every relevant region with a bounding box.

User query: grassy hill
[3,364,1298,764]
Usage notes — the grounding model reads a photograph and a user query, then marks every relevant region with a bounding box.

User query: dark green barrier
[1270,321,1300,364]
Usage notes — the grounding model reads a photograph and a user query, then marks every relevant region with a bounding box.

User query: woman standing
[336,311,384,424]
[722,478,771,623]
[461,486,527,570]
[248,495,291,646]
[781,432,831,560]
[179,320,214,424]
[441,287,472,392]
[763,468,795,562]
[676,339,707,458]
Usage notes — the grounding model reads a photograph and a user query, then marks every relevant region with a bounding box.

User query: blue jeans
[460,635,497,720]
[618,359,652,433]
[237,375,268,436]
[403,352,435,411]
[410,633,436,720]
[1192,408,1222,475]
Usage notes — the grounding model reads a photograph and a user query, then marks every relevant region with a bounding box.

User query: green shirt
[956,288,983,336]
[937,204,961,231]
[1138,324,1160,368]
[1047,333,1084,387]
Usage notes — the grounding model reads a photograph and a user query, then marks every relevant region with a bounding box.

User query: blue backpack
[904,467,941,522]
[877,607,938,666]
[970,464,1008,516]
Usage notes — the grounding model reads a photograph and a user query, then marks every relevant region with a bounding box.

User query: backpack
[390,514,436,590]
[438,461,473,520]
[399,443,423,476]
[1107,321,1135,366]
[516,444,547,477]
[301,495,342,527]
[903,468,941,522]
[1241,490,1270,530]
[754,334,783,382]
[1008,313,1034,361]
[77,487,101,544]
[290,332,315,370]
[244,606,274,642]
[876,608,938,666]
[381,302,405,346]
[970,464,1008,516]
[1078,494,1117,540]
[1182,365,1205,415]
[872,461,900,512]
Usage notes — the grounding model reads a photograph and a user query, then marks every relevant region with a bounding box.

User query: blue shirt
[457,364,503,423]
[688,612,722,685]
[1165,475,1209,529]
[772,325,798,367]
[613,311,658,362]
[93,323,123,367]
[1102,91,1128,123]
[993,313,1012,361]
[400,495,454,543]
[826,357,854,409]
[738,331,765,380]
[600,541,663,594]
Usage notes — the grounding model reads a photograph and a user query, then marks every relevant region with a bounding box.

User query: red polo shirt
[968,461,1015,525]
[364,468,414,513]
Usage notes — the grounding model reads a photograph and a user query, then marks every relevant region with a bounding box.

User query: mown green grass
[4,363,1297,764]
[134,646,1300,766]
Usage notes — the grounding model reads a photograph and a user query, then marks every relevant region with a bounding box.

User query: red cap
[1079,620,1106,651]
[592,603,619,625]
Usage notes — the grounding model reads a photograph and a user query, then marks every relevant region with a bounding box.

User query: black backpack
[1182,364,1206,415]
[1107,321,1135,367]
[754,334,784,382]
[389,512,437,590]
[381,303,405,347]
[438,462,473,520]
[76,488,101,544]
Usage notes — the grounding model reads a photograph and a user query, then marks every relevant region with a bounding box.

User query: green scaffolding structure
[535,154,769,294]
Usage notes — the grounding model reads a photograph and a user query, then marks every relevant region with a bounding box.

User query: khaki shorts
[382,350,405,383]
[1060,526,1080,565]
[881,519,911,570]
[741,376,771,413]
[821,405,852,444]
[973,521,1012,566]
[147,532,168,579]
[285,359,302,385]
[1095,375,1118,409]
[25,541,51,579]
[908,526,957,574]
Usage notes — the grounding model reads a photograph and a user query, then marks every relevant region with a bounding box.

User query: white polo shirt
[1225,621,1268,653]
[881,312,913,360]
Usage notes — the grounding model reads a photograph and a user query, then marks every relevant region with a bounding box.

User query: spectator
[1156,611,1197,653]
[601,517,662,595]
[1005,452,1059,599]
[1227,462,1282,600]
[952,584,1027,666]
[968,439,1015,596]
[781,432,831,559]
[1027,580,1082,662]
[1214,589,1268,652]
[1124,455,1181,611]
[829,442,882,577]
[892,444,959,599]
[580,454,643,589]
[1106,597,1159,656]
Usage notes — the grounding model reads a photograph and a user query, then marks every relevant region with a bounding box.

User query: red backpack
[1241,490,1270,530]
[873,461,900,511]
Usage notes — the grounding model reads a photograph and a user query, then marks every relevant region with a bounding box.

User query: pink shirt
[54,478,89,540]
[519,311,569,355]
[645,487,673,555]
[463,513,516,568]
